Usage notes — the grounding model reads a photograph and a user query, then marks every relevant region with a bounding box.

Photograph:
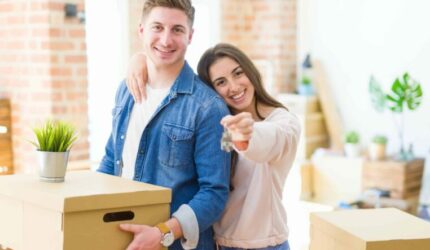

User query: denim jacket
[98,62,231,249]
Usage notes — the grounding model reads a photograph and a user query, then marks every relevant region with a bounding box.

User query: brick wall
[220,0,297,93]
[0,0,89,174]
[127,0,297,93]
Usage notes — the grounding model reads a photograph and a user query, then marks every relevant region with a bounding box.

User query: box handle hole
[103,211,135,222]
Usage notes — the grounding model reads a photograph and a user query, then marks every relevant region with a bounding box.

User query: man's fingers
[136,75,147,100]
[131,78,142,103]
[119,223,142,233]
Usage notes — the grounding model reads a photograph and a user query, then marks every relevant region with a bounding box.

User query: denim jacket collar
[170,61,195,96]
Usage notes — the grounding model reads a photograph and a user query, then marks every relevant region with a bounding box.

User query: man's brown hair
[142,0,195,27]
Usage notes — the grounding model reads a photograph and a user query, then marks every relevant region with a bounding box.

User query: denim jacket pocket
[159,122,194,169]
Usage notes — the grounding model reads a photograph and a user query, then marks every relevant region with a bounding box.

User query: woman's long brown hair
[197,43,288,190]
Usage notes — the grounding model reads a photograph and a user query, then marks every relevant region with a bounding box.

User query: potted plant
[344,130,361,157]
[369,135,388,161]
[369,72,423,160]
[30,120,77,182]
[297,75,314,96]
[297,54,315,96]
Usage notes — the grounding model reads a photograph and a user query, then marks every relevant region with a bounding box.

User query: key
[221,127,233,152]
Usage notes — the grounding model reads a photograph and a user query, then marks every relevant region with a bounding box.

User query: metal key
[221,127,233,152]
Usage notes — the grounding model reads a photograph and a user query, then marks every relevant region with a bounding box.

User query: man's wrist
[155,222,175,247]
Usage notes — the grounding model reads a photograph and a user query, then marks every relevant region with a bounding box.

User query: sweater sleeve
[237,109,301,164]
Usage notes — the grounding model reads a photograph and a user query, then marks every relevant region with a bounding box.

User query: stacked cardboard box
[0,171,171,250]
[0,99,12,175]
[277,94,329,160]
[277,94,329,199]
[310,208,430,250]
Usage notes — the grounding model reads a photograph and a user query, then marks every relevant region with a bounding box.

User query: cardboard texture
[0,171,171,250]
[313,61,344,151]
[299,160,314,200]
[363,159,425,199]
[311,155,363,205]
[0,99,12,175]
[310,208,430,250]
[277,94,329,160]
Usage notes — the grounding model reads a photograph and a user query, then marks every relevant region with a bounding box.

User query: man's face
[139,7,193,69]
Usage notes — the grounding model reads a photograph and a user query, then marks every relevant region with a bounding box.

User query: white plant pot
[37,151,70,182]
[344,143,361,157]
[368,143,386,161]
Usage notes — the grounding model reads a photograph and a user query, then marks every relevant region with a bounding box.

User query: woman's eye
[235,71,243,77]
[214,80,225,86]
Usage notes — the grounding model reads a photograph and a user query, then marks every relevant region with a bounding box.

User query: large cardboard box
[311,155,363,205]
[310,208,430,250]
[0,171,171,250]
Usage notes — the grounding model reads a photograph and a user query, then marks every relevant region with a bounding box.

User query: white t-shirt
[121,85,170,179]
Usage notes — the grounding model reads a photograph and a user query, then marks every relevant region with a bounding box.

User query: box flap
[0,171,171,212]
[311,208,430,243]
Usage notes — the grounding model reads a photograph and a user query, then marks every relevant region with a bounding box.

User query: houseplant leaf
[368,76,386,112]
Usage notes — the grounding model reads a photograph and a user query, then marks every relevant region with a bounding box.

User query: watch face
[162,232,175,247]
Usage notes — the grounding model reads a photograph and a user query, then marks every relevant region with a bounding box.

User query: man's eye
[152,26,162,31]
[235,71,243,77]
[174,27,184,33]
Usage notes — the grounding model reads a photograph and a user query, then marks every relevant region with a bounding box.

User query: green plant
[369,72,423,158]
[344,131,360,144]
[30,120,77,152]
[372,135,388,145]
[301,75,312,85]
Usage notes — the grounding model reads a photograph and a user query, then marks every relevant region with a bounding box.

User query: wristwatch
[155,222,175,247]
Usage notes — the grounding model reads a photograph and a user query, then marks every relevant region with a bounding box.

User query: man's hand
[126,52,148,103]
[120,224,162,250]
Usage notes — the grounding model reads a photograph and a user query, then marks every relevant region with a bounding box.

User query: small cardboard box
[0,171,171,250]
[310,208,430,250]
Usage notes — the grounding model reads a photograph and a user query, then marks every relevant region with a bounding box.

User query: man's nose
[160,31,173,46]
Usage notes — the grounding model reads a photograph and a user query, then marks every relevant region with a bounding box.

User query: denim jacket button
[116,160,120,165]
[120,135,124,140]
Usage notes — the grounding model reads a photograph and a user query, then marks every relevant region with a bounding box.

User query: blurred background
[1,1,429,249]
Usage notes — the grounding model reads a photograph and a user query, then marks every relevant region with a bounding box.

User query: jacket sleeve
[239,109,301,164]
[98,134,115,174]
[186,96,231,233]
[97,80,128,175]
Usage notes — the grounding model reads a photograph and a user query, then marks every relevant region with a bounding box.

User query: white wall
[86,0,129,167]
[299,0,430,156]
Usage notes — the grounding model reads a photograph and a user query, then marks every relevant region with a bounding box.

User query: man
[98,0,231,249]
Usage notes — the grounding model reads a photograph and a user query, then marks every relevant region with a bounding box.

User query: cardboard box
[363,159,425,199]
[0,171,171,250]
[312,155,363,205]
[0,99,12,175]
[310,208,430,250]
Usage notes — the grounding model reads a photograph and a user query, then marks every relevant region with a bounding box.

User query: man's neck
[147,60,185,89]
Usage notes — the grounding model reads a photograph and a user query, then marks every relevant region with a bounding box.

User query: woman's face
[209,57,255,113]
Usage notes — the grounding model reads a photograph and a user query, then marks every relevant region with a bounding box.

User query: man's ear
[138,23,145,39]
[188,28,194,45]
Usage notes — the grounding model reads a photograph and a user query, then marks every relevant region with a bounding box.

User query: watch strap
[156,222,171,234]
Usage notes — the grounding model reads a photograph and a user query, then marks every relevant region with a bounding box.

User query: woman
[128,43,300,250]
